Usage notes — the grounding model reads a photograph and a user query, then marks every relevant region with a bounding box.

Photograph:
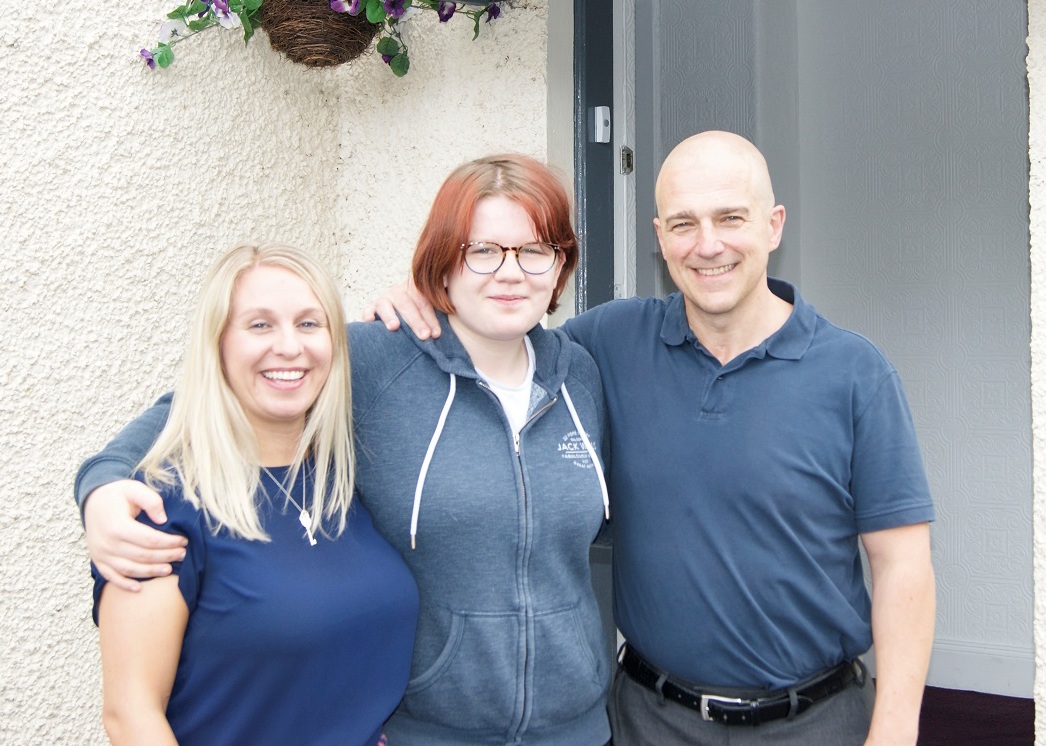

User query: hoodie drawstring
[410,375,610,548]
[411,373,456,549]
[560,383,611,520]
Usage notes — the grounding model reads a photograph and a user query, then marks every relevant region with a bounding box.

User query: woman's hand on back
[84,480,187,592]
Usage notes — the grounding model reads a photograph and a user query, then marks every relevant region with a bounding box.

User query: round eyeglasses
[460,242,560,275]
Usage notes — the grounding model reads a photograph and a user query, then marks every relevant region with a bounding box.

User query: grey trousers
[608,665,875,745]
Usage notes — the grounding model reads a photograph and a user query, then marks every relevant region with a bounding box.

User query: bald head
[655,131,776,216]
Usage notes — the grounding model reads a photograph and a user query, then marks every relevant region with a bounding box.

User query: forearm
[102,705,178,746]
[863,526,936,745]
[75,393,174,509]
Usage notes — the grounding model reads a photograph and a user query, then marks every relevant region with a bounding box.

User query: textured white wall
[0,1,546,743]
[1030,0,1046,735]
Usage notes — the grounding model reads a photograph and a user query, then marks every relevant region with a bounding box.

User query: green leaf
[240,12,255,43]
[155,44,175,69]
[186,0,208,15]
[472,11,482,40]
[376,36,400,56]
[390,52,410,77]
[365,0,387,24]
[244,0,263,10]
[187,17,213,32]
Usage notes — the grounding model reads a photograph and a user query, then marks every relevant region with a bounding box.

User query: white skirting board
[863,640,1034,698]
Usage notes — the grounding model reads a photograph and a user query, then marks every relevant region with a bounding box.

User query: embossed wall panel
[795,1,1031,695]
[658,0,755,162]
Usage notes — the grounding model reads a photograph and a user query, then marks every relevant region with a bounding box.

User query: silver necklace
[261,466,317,546]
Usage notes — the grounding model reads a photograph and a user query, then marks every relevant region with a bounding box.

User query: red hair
[412,154,578,314]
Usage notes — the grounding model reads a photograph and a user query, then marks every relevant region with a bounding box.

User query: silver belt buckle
[700,694,748,722]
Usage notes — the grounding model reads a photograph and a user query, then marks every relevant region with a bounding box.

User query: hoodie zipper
[479,381,557,741]
[509,396,555,741]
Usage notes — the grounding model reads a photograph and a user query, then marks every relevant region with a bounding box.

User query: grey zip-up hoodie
[75,318,612,745]
[351,317,611,745]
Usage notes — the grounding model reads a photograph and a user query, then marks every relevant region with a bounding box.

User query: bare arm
[85,481,187,593]
[861,522,935,746]
[361,278,442,339]
[98,574,188,746]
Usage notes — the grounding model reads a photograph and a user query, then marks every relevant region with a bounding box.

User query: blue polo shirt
[563,279,934,689]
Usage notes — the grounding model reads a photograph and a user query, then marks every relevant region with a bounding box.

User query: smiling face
[444,195,564,347]
[220,264,333,441]
[653,132,786,332]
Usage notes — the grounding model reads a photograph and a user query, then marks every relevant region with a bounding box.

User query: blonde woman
[92,244,418,745]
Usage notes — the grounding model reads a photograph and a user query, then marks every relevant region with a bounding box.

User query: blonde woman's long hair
[138,243,355,541]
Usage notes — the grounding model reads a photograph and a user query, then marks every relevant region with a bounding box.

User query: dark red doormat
[918,686,1033,745]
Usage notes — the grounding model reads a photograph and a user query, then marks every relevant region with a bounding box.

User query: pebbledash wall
[0,2,547,743]
[1,2,1045,744]
[1029,0,1046,736]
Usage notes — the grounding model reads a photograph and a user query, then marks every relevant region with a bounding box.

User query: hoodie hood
[401,312,577,398]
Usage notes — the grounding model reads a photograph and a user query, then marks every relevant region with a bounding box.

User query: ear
[766,205,786,252]
[653,216,668,259]
[552,249,566,284]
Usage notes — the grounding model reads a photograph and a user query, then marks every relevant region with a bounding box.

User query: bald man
[580,131,936,744]
[78,132,936,745]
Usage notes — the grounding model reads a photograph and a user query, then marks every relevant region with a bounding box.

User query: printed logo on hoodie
[558,431,595,469]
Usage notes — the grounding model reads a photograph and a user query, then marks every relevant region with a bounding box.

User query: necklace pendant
[299,508,317,546]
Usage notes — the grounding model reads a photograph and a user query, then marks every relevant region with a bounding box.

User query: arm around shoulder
[74,393,175,510]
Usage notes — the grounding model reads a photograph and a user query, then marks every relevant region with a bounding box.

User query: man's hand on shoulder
[362,278,442,339]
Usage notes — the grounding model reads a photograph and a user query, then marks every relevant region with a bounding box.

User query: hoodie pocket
[529,599,609,726]
[402,610,520,730]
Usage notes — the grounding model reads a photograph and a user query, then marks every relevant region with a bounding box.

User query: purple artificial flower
[382,53,394,64]
[486,3,501,21]
[384,0,407,18]
[436,1,456,22]
[330,0,360,13]
[140,48,156,69]
[210,0,241,29]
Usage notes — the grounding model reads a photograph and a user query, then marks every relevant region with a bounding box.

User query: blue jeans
[608,664,874,745]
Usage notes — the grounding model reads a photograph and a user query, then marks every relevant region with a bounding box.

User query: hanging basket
[260,0,381,68]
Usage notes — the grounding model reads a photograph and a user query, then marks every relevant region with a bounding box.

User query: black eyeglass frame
[459,241,561,275]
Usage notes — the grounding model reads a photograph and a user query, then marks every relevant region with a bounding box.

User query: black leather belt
[621,645,861,726]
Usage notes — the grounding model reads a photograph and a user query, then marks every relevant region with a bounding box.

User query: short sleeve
[91,478,207,624]
[851,370,936,533]
[559,305,603,353]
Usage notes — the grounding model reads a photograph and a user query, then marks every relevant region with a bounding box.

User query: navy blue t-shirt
[93,465,419,745]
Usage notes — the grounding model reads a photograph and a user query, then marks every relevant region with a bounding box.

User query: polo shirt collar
[659,277,816,361]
